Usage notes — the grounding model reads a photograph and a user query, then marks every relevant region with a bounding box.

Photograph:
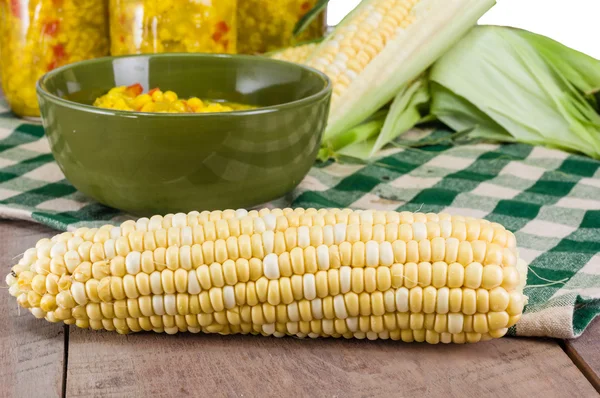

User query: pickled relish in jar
[0,0,109,117]
[93,84,256,113]
[237,0,326,54]
[109,0,237,55]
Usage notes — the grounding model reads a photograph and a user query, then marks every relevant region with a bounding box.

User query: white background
[327,0,600,59]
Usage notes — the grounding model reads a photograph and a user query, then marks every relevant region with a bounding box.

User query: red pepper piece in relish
[181,100,194,113]
[42,20,61,36]
[215,21,230,33]
[10,0,21,18]
[47,44,67,71]
[212,21,230,42]
[52,44,66,59]
[125,83,144,97]
[147,88,160,96]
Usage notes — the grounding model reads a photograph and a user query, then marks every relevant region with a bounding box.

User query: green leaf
[430,25,600,159]
[517,29,600,97]
[293,0,331,37]
[317,110,387,161]
[369,76,430,156]
[430,82,513,141]
[337,137,380,160]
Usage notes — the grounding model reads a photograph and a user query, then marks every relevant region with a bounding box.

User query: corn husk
[430,26,600,159]
[321,76,430,160]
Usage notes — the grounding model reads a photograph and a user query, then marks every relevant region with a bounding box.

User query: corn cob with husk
[6,208,527,344]
[272,0,496,147]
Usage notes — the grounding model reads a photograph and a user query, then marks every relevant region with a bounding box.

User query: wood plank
[0,221,65,398]
[564,317,600,392]
[67,330,596,398]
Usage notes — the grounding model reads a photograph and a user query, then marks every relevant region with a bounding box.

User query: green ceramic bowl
[37,53,331,215]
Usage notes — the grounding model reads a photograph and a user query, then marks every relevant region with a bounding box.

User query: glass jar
[0,0,109,117]
[237,0,326,54]
[109,0,237,55]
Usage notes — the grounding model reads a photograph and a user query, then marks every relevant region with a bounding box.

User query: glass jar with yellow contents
[0,0,109,118]
[109,0,237,55]
[237,0,326,54]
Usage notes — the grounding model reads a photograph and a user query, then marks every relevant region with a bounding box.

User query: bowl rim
[36,52,332,117]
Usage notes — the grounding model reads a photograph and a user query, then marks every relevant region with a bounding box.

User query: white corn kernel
[126,252,141,275]
[263,253,280,280]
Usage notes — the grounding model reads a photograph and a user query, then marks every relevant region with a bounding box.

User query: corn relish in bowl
[36,53,331,214]
[93,84,256,113]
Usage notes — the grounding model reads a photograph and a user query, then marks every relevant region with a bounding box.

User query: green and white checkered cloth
[1,99,599,340]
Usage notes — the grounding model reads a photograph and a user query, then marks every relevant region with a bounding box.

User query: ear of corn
[6,209,527,343]
[270,42,321,64]
[288,0,495,142]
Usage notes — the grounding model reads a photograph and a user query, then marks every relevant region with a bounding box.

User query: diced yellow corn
[6,209,527,343]
[93,85,256,113]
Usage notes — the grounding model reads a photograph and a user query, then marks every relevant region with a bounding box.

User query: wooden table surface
[1,220,599,398]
